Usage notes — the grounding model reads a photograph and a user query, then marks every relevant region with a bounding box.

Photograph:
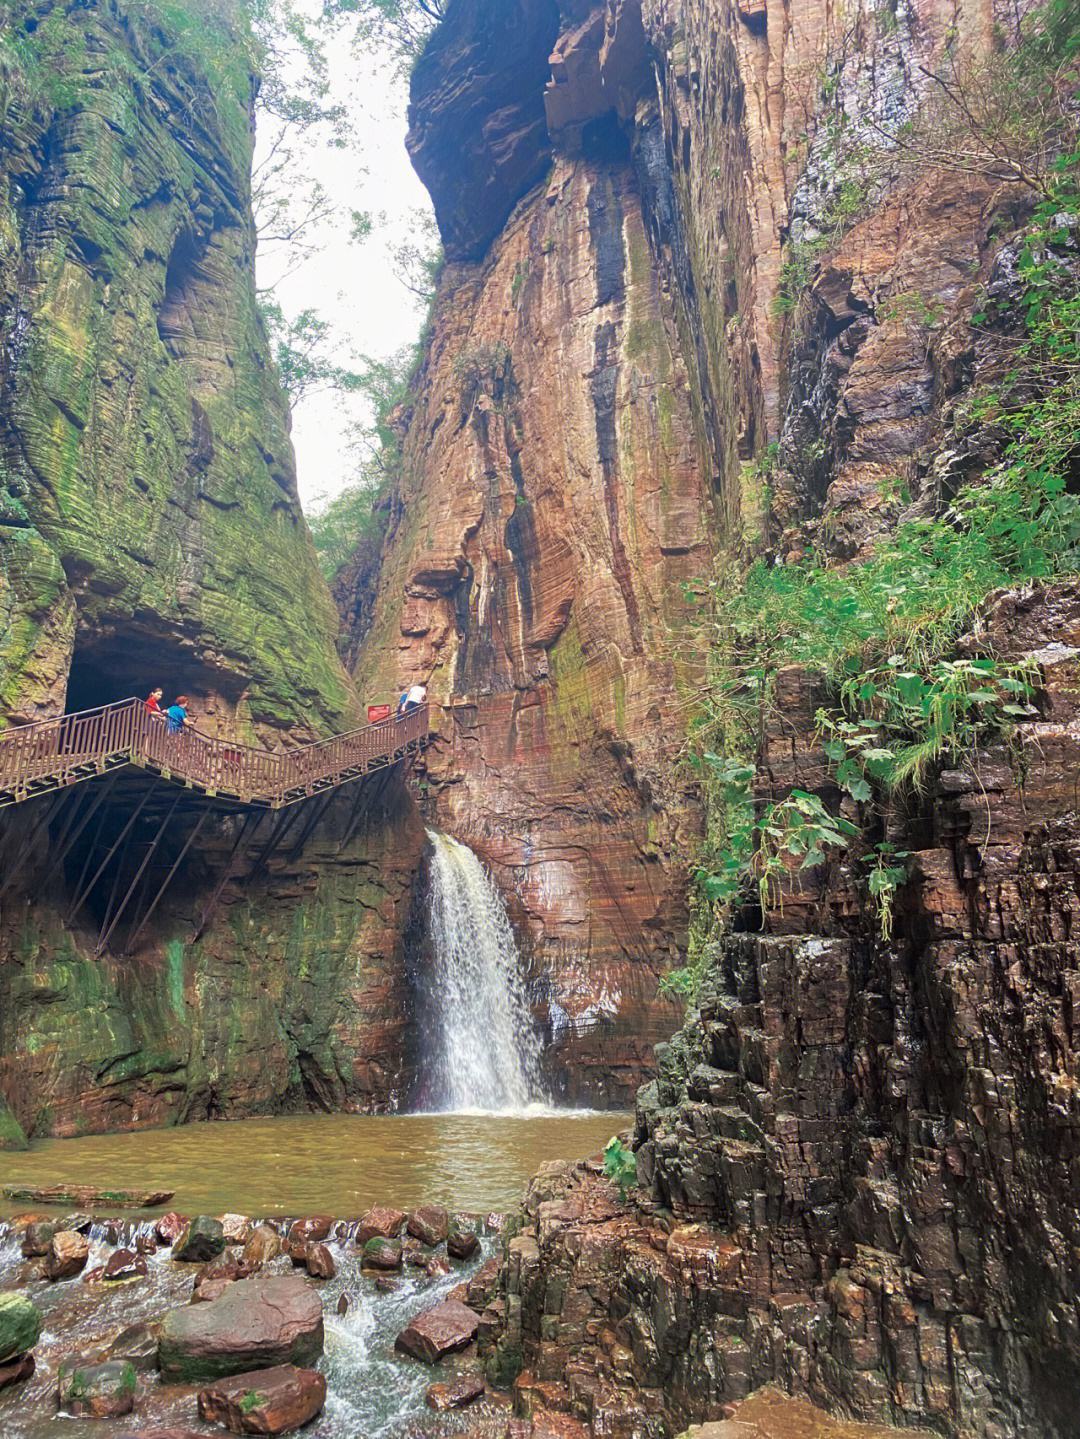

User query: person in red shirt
[145,687,163,715]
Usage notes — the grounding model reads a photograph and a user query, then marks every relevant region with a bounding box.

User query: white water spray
[423,830,545,1114]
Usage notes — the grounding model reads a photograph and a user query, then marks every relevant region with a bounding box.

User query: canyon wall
[0,0,352,738]
[414,1,1080,1437]
[352,0,714,1104]
[0,0,422,1141]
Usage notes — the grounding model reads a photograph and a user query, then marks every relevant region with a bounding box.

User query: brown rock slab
[192,1277,235,1305]
[355,1205,404,1246]
[117,1431,204,1439]
[158,1274,324,1383]
[395,1297,480,1364]
[0,1353,35,1390]
[45,1230,90,1281]
[3,1183,173,1208]
[425,1373,485,1410]
[198,1364,326,1435]
[407,1204,449,1246]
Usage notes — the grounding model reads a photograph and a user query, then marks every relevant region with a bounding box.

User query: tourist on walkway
[145,687,163,715]
[165,696,190,734]
[403,682,427,715]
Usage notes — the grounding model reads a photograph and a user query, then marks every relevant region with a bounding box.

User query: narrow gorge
[0,0,1077,1435]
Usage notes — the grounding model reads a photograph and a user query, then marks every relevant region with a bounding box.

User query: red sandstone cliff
[349,1,1080,1436]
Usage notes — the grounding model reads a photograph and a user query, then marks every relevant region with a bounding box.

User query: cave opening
[63,623,246,716]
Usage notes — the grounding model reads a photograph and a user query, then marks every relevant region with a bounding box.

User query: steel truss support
[285,787,337,862]
[123,806,211,955]
[66,786,153,927]
[192,811,259,943]
[95,791,184,956]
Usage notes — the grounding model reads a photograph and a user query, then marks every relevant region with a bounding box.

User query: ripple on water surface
[0,1110,630,1217]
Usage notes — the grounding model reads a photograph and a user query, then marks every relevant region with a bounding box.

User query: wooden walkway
[0,698,431,810]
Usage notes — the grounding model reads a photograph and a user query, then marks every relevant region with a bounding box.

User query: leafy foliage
[603,1137,638,1199]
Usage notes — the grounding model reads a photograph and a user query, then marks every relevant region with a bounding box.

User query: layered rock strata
[0,1,431,1135]
[425,1,1080,1436]
[0,0,353,737]
[355,0,716,1104]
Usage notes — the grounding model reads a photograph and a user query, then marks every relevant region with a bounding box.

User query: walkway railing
[0,699,431,810]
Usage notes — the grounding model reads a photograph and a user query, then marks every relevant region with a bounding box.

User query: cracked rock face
[358,47,715,1100]
[0,0,353,739]
[348,0,723,1108]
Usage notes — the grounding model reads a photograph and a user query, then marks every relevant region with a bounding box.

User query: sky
[254,31,434,510]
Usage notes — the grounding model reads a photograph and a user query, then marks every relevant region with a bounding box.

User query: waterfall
[420,830,545,1114]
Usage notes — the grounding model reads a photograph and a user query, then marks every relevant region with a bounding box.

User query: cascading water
[420,829,545,1113]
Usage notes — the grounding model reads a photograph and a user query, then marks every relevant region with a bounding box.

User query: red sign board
[367,704,392,725]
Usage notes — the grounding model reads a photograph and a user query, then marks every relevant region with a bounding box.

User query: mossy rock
[0,1094,28,1151]
[0,1293,42,1364]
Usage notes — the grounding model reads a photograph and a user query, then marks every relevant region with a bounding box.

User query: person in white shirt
[404,683,427,715]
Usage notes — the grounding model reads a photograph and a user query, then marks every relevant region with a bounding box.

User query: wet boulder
[155,1213,187,1245]
[0,1292,42,1363]
[286,1216,332,1246]
[305,1243,336,1280]
[355,1205,404,1246]
[220,1214,252,1245]
[395,1297,481,1364]
[104,1249,149,1282]
[20,1221,55,1257]
[191,1278,235,1305]
[447,1223,480,1261]
[45,1230,90,1281]
[197,1364,327,1435]
[103,1322,161,1372]
[426,1255,451,1278]
[465,1255,502,1310]
[242,1224,283,1270]
[425,1373,485,1410]
[0,1353,36,1390]
[57,1358,137,1418]
[407,1205,449,1247]
[361,1236,402,1271]
[173,1216,226,1263]
[158,1274,324,1383]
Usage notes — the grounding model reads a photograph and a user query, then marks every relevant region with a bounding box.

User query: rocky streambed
[0,1204,507,1438]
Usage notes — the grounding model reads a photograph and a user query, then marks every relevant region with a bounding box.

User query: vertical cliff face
[393,1,1080,1436]
[0,0,423,1142]
[353,0,715,1103]
[0,0,353,738]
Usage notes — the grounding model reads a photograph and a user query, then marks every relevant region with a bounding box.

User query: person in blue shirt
[165,696,189,734]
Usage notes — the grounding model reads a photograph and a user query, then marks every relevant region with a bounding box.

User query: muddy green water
[0,1111,630,1217]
